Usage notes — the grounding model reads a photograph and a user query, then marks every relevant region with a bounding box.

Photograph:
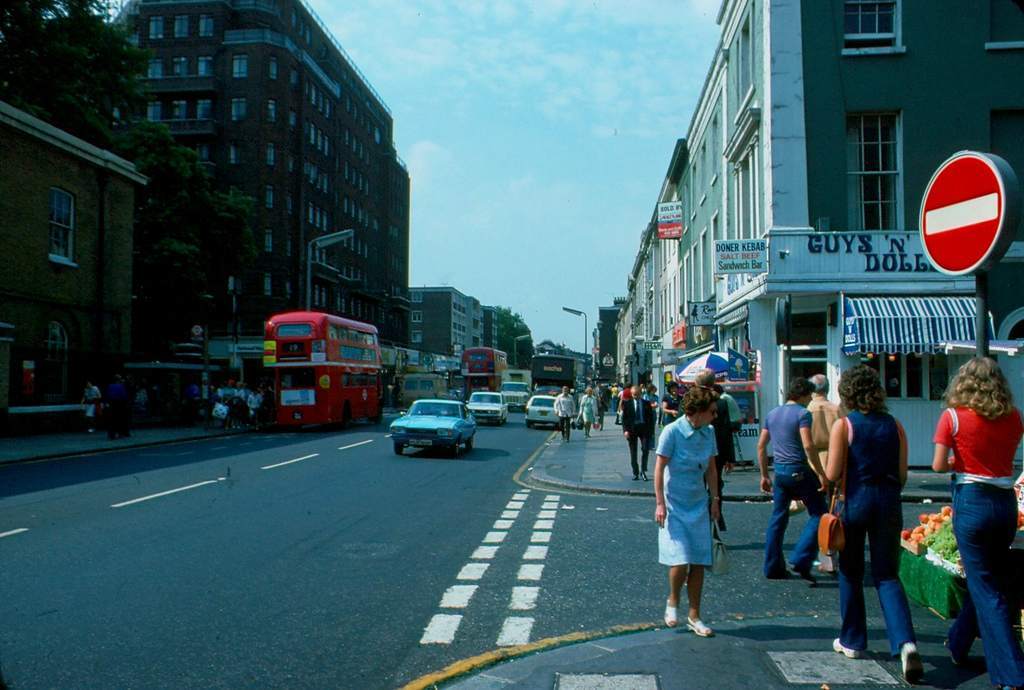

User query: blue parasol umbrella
[674,352,730,383]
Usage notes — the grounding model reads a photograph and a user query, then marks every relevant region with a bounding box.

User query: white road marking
[517,564,545,581]
[472,546,499,559]
[111,479,222,508]
[440,585,478,609]
[538,510,557,519]
[533,519,554,530]
[0,528,29,539]
[531,531,552,543]
[541,502,559,510]
[483,531,507,544]
[420,614,462,644]
[512,493,529,500]
[261,453,319,470]
[544,494,560,501]
[456,563,490,580]
[338,439,374,451]
[924,192,999,236]
[506,501,525,510]
[501,510,520,519]
[509,586,540,610]
[497,616,534,646]
[493,520,514,530]
[523,545,548,560]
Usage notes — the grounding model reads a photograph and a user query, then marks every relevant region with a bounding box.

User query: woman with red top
[932,357,1024,689]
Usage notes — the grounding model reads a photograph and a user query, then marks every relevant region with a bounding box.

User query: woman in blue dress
[654,384,721,637]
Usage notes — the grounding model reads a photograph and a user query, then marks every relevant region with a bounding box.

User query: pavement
[410,422,1010,690]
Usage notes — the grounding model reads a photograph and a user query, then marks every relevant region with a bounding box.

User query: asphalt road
[0,418,966,689]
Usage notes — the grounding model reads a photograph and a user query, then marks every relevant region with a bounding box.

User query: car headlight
[390,424,406,433]
[436,428,453,437]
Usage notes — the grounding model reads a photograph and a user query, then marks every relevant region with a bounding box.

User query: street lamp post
[562,306,587,380]
[306,229,355,311]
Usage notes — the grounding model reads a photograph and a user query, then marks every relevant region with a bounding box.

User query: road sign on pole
[919,151,1021,357]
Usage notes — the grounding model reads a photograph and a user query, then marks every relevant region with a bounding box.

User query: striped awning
[842,296,990,355]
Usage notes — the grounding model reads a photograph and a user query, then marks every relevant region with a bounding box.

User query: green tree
[0,0,148,147]
[116,122,256,354]
[494,306,533,369]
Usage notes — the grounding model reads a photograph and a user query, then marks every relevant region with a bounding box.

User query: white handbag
[711,523,729,575]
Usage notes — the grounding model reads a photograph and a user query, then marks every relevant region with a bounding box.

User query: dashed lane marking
[501,510,520,519]
[533,519,554,530]
[483,531,507,544]
[420,614,463,644]
[493,520,515,529]
[541,502,559,510]
[517,564,544,581]
[456,563,490,580]
[111,479,224,508]
[338,439,374,451]
[506,501,525,510]
[512,493,529,500]
[439,585,478,609]
[544,495,560,501]
[0,528,29,539]
[261,453,319,470]
[538,510,557,519]
[471,546,499,559]
[530,531,552,543]
[523,545,548,560]
[496,617,534,646]
[509,586,539,610]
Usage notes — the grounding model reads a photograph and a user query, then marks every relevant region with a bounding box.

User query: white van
[400,374,447,408]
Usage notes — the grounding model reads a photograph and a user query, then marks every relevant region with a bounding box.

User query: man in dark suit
[621,383,653,480]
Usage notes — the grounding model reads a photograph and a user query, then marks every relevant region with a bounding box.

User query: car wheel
[526,420,533,428]
[393,442,404,455]
[464,435,474,451]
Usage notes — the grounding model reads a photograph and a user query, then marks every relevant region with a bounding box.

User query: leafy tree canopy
[494,306,533,368]
[0,0,148,147]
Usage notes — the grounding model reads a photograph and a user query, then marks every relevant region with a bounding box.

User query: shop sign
[602,354,614,367]
[714,239,768,275]
[659,349,688,366]
[687,301,716,326]
[671,322,687,347]
[805,232,937,273]
[657,201,683,240]
[639,340,661,352]
[726,348,749,381]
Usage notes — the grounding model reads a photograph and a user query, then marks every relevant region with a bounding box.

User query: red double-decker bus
[263,311,382,427]
[461,347,508,396]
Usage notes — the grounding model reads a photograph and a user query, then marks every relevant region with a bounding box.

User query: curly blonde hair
[944,356,1015,420]
[682,385,718,415]
[838,365,887,414]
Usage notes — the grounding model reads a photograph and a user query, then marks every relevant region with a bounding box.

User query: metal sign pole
[976,271,989,358]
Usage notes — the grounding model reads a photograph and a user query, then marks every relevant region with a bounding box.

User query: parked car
[525,395,558,428]
[499,381,530,411]
[390,399,477,457]
[466,391,508,425]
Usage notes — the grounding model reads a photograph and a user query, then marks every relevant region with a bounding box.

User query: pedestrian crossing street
[420,489,563,647]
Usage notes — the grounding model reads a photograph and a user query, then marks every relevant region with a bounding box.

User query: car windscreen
[409,402,461,417]
[470,394,502,404]
[501,383,528,392]
[529,398,554,407]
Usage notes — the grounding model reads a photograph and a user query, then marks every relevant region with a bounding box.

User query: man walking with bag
[622,383,654,480]
[553,386,577,443]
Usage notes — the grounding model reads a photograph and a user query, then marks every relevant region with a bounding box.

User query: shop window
[44,321,69,401]
[846,113,899,231]
[856,353,945,400]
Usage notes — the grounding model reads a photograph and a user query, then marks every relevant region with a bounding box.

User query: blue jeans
[948,482,1024,686]
[838,484,916,655]
[763,466,827,577]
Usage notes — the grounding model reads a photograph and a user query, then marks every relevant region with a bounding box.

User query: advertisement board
[714,239,768,275]
[657,201,683,240]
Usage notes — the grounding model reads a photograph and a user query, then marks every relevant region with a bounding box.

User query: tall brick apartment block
[121,0,410,370]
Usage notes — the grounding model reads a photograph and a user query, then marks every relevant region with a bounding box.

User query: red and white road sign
[919,151,1020,275]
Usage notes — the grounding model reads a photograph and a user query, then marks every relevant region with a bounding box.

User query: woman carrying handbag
[824,365,922,683]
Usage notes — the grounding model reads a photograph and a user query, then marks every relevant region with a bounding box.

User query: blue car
[390,398,477,457]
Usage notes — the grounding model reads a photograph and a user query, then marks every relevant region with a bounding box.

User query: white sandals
[687,617,714,637]
[663,602,678,627]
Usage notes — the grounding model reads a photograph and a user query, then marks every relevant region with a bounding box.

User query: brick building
[0,101,146,431]
[121,0,410,372]
[481,306,498,348]
[410,287,484,356]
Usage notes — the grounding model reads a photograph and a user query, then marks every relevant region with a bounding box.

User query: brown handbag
[818,418,849,554]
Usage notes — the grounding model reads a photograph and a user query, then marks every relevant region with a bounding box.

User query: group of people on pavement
[650,357,1024,688]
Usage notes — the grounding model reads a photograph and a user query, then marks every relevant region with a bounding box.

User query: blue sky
[312,0,722,350]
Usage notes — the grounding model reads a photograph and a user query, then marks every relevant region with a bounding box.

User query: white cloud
[406,140,454,190]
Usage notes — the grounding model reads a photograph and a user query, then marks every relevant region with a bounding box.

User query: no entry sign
[919,151,1020,275]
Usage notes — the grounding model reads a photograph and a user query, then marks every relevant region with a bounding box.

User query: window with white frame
[411,311,422,323]
[147,59,163,78]
[174,15,188,38]
[171,56,187,76]
[411,331,422,344]
[196,99,211,119]
[844,0,897,49]
[171,100,186,119]
[263,272,272,296]
[146,101,161,121]
[266,99,276,122]
[846,113,899,231]
[264,185,274,209]
[232,54,248,78]
[265,142,275,166]
[149,16,164,39]
[411,291,422,303]
[49,188,74,260]
[268,56,278,80]
[701,229,711,299]
[197,56,213,76]
[198,14,213,37]
[230,98,246,121]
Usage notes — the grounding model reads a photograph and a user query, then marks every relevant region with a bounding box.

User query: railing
[144,75,219,92]
[164,118,217,135]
